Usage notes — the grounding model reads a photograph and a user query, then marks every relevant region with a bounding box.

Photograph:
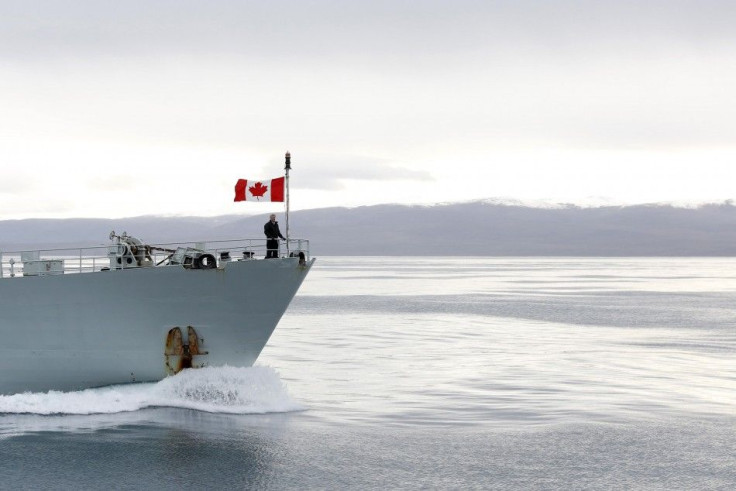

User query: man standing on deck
[264,214,285,258]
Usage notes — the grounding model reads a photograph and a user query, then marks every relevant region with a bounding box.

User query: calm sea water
[1,257,735,489]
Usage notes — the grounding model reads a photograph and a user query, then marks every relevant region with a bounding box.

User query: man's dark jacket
[264,220,285,239]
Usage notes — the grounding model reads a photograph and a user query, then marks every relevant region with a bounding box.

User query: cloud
[286,155,434,190]
[86,175,138,192]
[4,0,736,153]
[0,194,76,218]
[2,0,735,219]
[0,178,34,195]
[4,1,735,63]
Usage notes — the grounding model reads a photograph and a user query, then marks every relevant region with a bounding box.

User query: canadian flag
[234,177,285,202]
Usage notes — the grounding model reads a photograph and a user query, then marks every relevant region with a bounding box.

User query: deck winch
[108,231,220,270]
[108,231,153,268]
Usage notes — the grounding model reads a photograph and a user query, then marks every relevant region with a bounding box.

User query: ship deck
[0,236,311,278]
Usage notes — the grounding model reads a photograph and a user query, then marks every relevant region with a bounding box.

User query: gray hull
[0,257,314,395]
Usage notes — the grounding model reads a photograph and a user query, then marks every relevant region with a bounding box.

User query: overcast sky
[1,0,735,219]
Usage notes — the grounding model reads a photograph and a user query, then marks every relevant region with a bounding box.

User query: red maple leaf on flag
[249,182,268,200]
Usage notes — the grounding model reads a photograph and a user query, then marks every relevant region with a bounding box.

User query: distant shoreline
[2,200,736,257]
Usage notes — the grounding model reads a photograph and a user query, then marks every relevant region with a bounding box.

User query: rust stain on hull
[164,326,208,375]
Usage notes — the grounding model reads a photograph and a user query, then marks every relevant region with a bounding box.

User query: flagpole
[285,151,291,257]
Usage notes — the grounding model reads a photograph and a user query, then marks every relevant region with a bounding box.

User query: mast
[285,151,291,256]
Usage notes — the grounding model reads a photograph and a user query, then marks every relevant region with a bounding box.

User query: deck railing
[0,238,309,278]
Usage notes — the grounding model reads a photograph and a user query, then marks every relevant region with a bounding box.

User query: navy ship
[0,231,314,395]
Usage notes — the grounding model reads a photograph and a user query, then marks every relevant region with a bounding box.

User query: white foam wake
[0,366,304,415]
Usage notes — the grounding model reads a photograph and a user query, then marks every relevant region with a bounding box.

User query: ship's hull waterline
[0,257,314,395]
